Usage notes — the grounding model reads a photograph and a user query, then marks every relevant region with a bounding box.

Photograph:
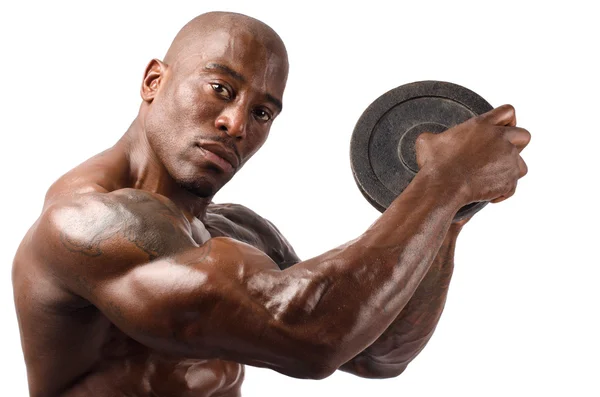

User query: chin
[177,177,218,198]
[167,155,236,198]
[177,170,234,198]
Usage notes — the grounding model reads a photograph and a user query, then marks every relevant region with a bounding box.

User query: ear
[140,59,167,102]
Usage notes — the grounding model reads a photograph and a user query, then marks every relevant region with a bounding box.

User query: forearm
[339,223,461,378]
[258,168,466,371]
[158,170,465,377]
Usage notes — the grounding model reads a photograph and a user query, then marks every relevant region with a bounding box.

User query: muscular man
[12,11,530,397]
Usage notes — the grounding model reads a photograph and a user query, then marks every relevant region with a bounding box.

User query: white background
[1,1,598,396]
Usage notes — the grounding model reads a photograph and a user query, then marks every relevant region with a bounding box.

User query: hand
[415,104,530,205]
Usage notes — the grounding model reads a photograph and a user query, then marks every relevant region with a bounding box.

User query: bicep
[36,191,273,327]
[92,237,283,357]
[38,194,286,357]
[89,236,335,380]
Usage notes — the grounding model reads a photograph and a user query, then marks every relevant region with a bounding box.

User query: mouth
[195,142,240,173]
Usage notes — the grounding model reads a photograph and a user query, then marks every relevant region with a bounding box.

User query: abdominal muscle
[64,345,244,397]
[61,340,244,397]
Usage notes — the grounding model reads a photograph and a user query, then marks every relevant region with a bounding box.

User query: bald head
[164,12,288,71]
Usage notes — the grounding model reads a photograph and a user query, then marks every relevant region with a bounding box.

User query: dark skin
[12,11,530,397]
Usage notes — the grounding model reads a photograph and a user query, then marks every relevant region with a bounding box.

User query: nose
[215,105,247,139]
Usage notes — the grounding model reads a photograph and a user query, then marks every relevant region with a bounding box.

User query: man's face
[144,27,288,198]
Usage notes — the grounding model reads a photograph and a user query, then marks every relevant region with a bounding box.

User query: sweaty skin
[12,11,530,397]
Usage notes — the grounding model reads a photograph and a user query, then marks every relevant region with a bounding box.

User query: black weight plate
[350,81,493,221]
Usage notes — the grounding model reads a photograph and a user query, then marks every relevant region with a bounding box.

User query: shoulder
[32,189,196,286]
[206,203,300,270]
[46,188,195,253]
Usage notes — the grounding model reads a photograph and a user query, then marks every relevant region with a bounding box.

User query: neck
[119,113,213,220]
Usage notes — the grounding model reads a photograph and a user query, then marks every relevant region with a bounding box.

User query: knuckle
[473,113,489,125]
[415,132,431,145]
[471,115,484,126]
[503,103,516,115]
[415,135,430,153]
[521,160,528,177]
[523,128,532,144]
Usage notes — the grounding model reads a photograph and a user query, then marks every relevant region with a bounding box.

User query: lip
[196,142,239,172]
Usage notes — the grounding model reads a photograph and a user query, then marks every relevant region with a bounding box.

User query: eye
[210,83,232,100]
[253,108,272,122]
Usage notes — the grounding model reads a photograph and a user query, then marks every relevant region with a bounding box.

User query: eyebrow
[266,94,283,113]
[204,63,246,83]
[204,63,283,113]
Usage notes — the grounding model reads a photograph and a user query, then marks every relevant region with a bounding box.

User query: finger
[504,127,531,152]
[481,104,517,127]
[518,156,528,178]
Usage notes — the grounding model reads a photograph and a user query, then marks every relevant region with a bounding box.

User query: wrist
[417,164,472,210]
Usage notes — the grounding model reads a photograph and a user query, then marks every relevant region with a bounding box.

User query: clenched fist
[416,104,530,206]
